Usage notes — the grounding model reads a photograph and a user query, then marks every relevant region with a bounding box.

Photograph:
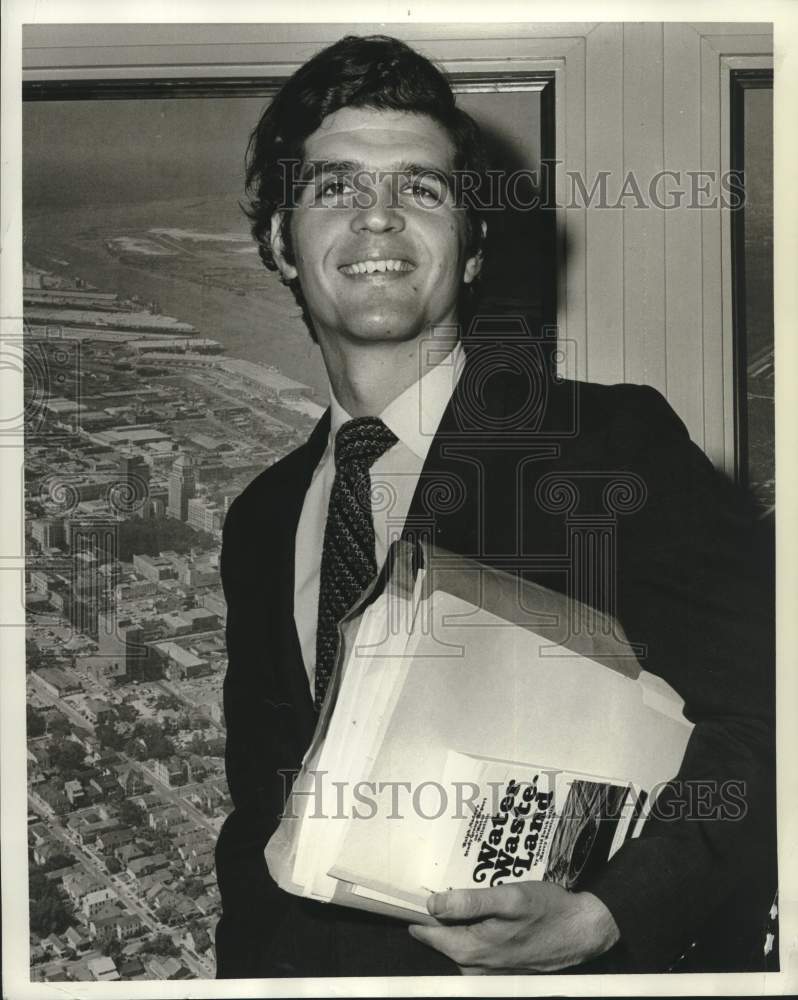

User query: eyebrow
[298,159,453,189]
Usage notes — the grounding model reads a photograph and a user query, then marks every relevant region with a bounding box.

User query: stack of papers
[266,540,693,922]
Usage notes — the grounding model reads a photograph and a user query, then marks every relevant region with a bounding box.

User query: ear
[270,212,298,281]
[463,220,487,285]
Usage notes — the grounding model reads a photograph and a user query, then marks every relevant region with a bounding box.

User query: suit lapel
[273,409,331,742]
[403,340,569,562]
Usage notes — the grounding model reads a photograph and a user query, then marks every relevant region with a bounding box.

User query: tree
[96,722,126,752]
[181,877,204,900]
[46,713,71,737]
[155,694,180,713]
[115,702,139,724]
[147,829,173,856]
[102,936,124,962]
[51,738,86,775]
[41,851,74,873]
[188,733,208,755]
[27,704,46,738]
[157,901,178,925]
[131,722,174,761]
[117,516,215,561]
[119,797,145,828]
[28,871,73,936]
[147,932,179,957]
[26,638,44,672]
[105,855,122,875]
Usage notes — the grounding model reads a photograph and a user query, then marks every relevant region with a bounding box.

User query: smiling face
[271,107,483,349]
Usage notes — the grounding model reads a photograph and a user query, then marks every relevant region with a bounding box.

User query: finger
[428,885,524,922]
[458,966,488,976]
[408,924,479,966]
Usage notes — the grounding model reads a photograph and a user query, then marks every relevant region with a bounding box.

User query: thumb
[428,886,517,922]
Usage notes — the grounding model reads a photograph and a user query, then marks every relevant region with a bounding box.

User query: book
[265,539,693,923]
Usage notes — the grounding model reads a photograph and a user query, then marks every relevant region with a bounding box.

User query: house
[130,792,161,812]
[137,870,174,896]
[151,887,197,923]
[63,779,86,807]
[185,755,208,783]
[87,955,120,982]
[29,944,47,965]
[81,885,118,917]
[27,742,54,771]
[84,698,114,724]
[32,840,68,867]
[115,765,146,796]
[94,750,125,772]
[126,853,168,880]
[176,839,206,862]
[41,933,66,956]
[88,772,121,800]
[64,925,90,951]
[114,912,142,941]
[28,821,49,845]
[42,966,69,982]
[186,847,214,875]
[37,781,69,815]
[95,827,134,852]
[89,903,141,944]
[144,955,189,979]
[117,956,146,978]
[76,818,122,847]
[68,961,95,982]
[62,871,106,908]
[193,892,219,916]
[115,842,144,865]
[89,913,121,945]
[152,756,188,788]
[148,803,183,831]
[167,819,196,841]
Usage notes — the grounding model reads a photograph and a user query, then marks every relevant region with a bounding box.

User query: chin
[342,316,428,343]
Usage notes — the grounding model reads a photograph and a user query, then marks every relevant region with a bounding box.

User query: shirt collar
[328,341,465,461]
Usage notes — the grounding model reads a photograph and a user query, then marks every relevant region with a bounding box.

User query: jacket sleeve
[580,386,776,970]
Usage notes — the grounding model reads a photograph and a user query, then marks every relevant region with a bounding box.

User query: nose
[350,175,405,234]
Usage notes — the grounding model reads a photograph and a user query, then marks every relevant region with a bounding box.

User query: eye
[318,177,354,204]
[403,176,446,208]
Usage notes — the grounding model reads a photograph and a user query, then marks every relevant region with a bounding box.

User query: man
[215,35,775,978]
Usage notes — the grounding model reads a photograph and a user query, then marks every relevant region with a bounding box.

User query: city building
[30,517,66,550]
[78,653,128,685]
[157,642,209,681]
[186,497,222,535]
[116,452,151,511]
[95,613,162,680]
[33,667,82,698]
[131,553,177,583]
[167,453,196,521]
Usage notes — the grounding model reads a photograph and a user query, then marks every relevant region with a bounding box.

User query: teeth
[340,259,413,275]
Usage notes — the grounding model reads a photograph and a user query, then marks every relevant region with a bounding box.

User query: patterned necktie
[313,416,398,710]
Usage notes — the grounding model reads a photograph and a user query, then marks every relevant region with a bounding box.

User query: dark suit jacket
[215,337,775,977]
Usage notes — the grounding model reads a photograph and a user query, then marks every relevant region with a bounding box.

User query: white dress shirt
[294,342,466,696]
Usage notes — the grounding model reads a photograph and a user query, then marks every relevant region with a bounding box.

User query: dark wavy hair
[243,34,488,338]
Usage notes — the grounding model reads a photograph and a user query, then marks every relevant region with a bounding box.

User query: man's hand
[408,883,620,974]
